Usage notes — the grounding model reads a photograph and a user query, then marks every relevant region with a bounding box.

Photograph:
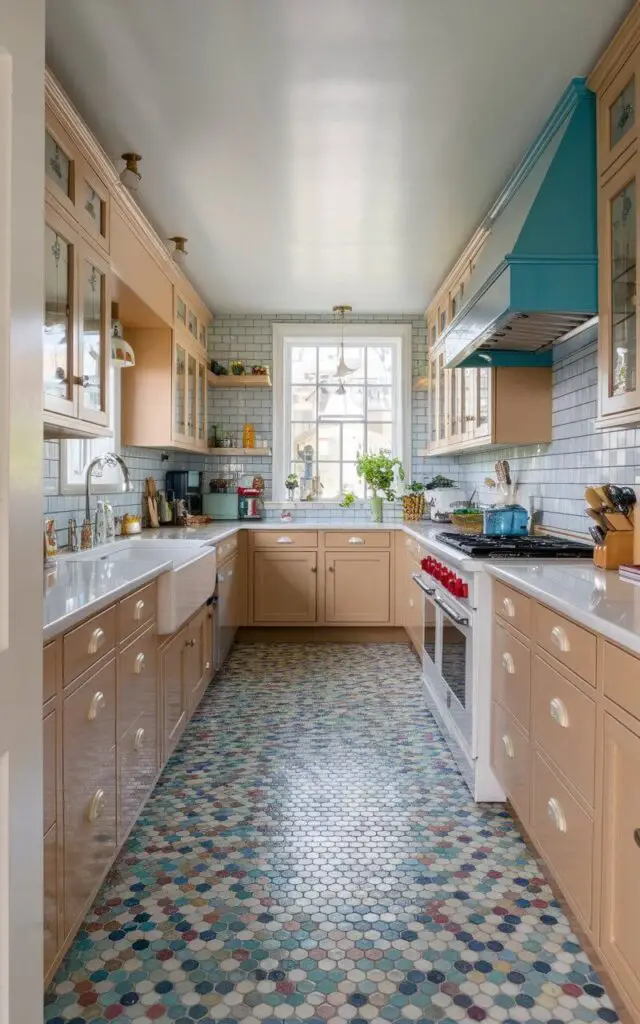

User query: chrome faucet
[85,452,134,523]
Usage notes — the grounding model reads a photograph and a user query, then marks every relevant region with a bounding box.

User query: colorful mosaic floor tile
[45,643,619,1024]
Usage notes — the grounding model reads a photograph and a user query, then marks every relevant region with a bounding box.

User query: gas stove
[437,532,593,559]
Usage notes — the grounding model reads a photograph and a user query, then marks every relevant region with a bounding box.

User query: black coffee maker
[165,470,203,514]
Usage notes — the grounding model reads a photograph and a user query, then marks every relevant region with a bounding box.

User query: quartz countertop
[486,561,640,655]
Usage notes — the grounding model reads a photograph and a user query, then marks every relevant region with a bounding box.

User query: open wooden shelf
[207,372,271,388]
[208,447,272,456]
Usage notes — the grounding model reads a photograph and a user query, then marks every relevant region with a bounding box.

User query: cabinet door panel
[325,551,390,624]
[43,710,58,834]
[118,708,157,843]
[185,607,207,714]
[252,550,317,624]
[118,625,158,740]
[197,358,207,448]
[599,53,639,174]
[162,630,187,758]
[44,211,77,418]
[77,244,110,427]
[43,825,60,979]
[173,341,187,441]
[600,713,640,1018]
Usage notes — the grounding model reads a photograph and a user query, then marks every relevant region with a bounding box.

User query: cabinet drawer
[43,639,60,704]
[491,701,530,825]
[532,654,596,806]
[63,658,117,934]
[63,606,116,685]
[43,710,57,835]
[531,750,593,928]
[217,533,239,563]
[493,621,531,731]
[253,530,318,549]
[534,603,596,686]
[117,582,156,643]
[324,531,391,549]
[494,581,531,637]
[43,824,60,980]
[602,640,640,722]
[117,709,157,843]
[117,625,158,739]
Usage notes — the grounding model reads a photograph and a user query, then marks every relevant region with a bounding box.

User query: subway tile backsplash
[42,314,635,544]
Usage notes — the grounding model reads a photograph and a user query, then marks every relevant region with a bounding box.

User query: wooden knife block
[594,530,634,570]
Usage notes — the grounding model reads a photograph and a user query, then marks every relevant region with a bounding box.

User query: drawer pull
[88,788,105,822]
[549,696,569,728]
[502,597,515,618]
[87,690,106,720]
[134,652,146,674]
[134,599,145,621]
[348,536,364,545]
[205,661,211,670]
[311,565,317,573]
[277,536,293,544]
[551,625,571,653]
[134,727,145,751]
[502,734,514,759]
[185,638,196,648]
[409,597,414,608]
[501,652,515,675]
[634,828,640,849]
[88,626,106,655]
[547,796,567,834]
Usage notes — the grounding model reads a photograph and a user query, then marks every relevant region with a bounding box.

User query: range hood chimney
[443,79,597,369]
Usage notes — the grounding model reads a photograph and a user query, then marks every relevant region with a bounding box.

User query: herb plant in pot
[402,481,425,522]
[356,450,404,523]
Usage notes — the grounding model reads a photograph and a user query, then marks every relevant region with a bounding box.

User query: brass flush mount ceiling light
[169,236,188,267]
[120,152,142,191]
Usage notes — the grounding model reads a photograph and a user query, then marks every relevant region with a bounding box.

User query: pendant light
[333,303,354,379]
[170,236,188,266]
[120,153,142,191]
[110,302,136,367]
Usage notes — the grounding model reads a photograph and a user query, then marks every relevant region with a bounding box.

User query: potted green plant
[402,481,425,521]
[285,473,299,501]
[356,449,404,523]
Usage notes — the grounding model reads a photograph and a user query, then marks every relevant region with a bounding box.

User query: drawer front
[602,640,640,722]
[63,660,116,934]
[63,606,116,685]
[253,530,318,549]
[43,640,60,704]
[43,824,59,979]
[494,580,531,637]
[43,710,58,835]
[493,621,531,731]
[491,701,530,825]
[324,531,391,549]
[217,533,239,563]
[531,750,593,927]
[534,603,596,686]
[117,709,157,843]
[532,654,596,806]
[117,625,158,739]
[117,582,156,643]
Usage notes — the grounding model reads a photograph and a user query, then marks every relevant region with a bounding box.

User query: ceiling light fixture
[120,152,142,191]
[333,303,354,381]
[169,236,188,267]
[110,302,135,367]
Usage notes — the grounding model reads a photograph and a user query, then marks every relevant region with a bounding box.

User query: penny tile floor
[45,643,619,1024]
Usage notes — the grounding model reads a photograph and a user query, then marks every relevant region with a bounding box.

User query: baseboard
[236,627,409,644]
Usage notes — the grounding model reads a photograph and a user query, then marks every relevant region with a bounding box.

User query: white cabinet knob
[134,599,145,621]
[88,626,106,654]
[87,690,106,720]
[348,537,364,545]
[547,796,567,833]
[88,788,105,822]
[134,652,146,675]
[501,652,515,675]
[502,598,515,618]
[502,734,514,759]
[549,696,569,728]
[134,727,145,751]
[551,625,571,653]
[205,661,211,670]
[277,536,293,544]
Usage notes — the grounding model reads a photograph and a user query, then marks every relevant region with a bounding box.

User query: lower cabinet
[43,825,60,978]
[160,604,209,760]
[325,550,390,624]
[600,712,640,1019]
[491,700,530,826]
[252,549,318,624]
[185,605,208,715]
[118,707,158,843]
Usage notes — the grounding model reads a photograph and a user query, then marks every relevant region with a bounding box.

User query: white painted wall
[0,1,45,1020]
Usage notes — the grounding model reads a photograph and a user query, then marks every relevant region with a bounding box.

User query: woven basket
[402,494,425,521]
[450,512,484,535]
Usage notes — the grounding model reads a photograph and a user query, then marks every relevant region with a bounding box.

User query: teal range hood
[443,79,597,370]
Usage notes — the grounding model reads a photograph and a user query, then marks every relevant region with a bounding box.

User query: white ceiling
[46,0,631,314]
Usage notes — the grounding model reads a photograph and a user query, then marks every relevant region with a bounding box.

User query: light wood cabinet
[45,106,110,253]
[184,606,208,715]
[161,628,188,759]
[252,549,318,624]
[325,551,391,624]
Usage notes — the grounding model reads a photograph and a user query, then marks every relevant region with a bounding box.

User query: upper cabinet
[590,7,640,428]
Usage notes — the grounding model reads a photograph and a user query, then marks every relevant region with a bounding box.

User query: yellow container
[242,423,255,448]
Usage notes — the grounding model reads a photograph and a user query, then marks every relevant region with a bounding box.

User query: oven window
[424,620,436,663]
[441,622,467,707]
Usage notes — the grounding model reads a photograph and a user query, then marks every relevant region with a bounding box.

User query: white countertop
[486,561,640,655]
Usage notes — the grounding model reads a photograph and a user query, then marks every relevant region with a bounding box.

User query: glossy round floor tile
[45,643,619,1024]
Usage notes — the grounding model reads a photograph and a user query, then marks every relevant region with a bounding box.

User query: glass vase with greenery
[356,450,404,522]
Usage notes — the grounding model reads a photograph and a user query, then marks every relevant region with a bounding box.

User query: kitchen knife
[589,524,606,545]
[585,507,610,531]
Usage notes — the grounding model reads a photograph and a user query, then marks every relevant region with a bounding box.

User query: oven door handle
[433,592,469,626]
[411,573,435,597]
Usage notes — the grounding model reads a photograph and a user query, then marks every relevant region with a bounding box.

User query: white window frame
[60,366,121,494]
[272,322,412,502]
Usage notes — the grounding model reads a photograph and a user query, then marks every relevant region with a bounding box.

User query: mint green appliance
[202,493,239,520]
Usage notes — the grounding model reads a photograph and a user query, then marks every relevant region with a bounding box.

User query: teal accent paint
[458,349,553,369]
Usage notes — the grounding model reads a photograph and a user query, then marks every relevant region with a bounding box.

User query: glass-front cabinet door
[173,341,187,441]
[197,359,207,448]
[428,351,438,450]
[45,120,76,221]
[474,367,492,439]
[599,55,639,174]
[186,352,197,441]
[77,245,109,427]
[437,351,447,445]
[599,158,640,420]
[43,211,76,418]
[462,368,475,441]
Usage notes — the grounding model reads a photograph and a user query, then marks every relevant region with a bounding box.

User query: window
[273,323,411,501]
[60,367,121,493]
